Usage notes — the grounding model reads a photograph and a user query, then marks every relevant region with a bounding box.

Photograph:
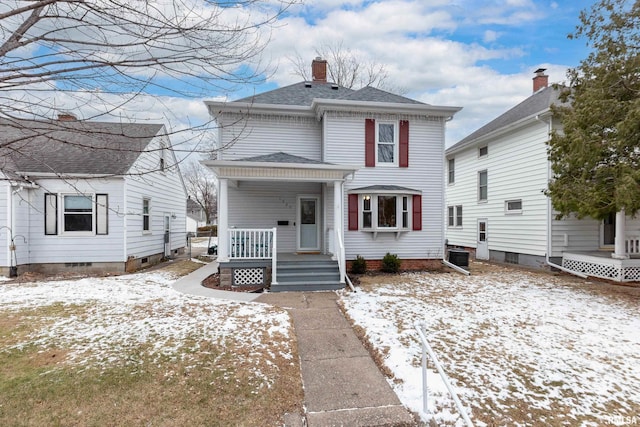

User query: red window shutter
[348,194,359,230]
[399,120,409,167]
[412,195,422,231]
[365,118,375,167]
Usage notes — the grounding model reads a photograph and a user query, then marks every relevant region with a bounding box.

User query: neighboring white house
[445,69,640,282]
[202,58,461,291]
[0,117,187,277]
[186,198,207,234]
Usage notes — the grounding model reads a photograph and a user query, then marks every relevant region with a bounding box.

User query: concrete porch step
[272,258,343,292]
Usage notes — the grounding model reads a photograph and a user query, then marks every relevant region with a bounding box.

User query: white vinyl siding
[445,122,550,256]
[324,113,445,260]
[125,135,186,259]
[226,181,322,253]
[26,179,124,264]
[216,114,322,162]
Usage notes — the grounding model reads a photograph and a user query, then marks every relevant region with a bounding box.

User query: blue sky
[21,0,599,152]
[228,0,598,145]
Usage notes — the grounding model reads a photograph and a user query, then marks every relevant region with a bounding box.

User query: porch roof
[349,184,421,194]
[201,152,359,182]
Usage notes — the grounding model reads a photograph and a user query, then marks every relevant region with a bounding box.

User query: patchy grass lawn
[340,262,640,427]
[0,263,302,426]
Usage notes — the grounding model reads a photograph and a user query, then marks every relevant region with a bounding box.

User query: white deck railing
[228,228,275,259]
[625,236,640,255]
[415,322,474,427]
[228,228,277,284]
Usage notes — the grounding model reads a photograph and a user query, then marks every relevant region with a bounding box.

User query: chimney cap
[534,68,547,75]
[57,112,78,121]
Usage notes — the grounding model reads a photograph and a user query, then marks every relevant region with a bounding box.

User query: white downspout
[538,115,588,278]
[441,117,469,276]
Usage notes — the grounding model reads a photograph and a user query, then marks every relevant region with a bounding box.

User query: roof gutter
[311,98,462,119]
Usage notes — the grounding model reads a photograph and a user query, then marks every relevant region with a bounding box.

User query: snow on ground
[0,270,291,388]
[341,265,640,426]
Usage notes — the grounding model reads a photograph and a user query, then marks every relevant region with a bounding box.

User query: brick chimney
[57,112,78,121]
[312,57,327,83]
[533,68,549,93]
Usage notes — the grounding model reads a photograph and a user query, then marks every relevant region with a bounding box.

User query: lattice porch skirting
[563,253,640,282]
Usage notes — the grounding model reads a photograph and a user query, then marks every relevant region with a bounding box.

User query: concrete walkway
[171,261,415,426]
[256,292,416,427]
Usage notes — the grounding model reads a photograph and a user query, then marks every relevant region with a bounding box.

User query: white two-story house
[203,58,461,291]
[0,117,187,277]
[445,69,640,282]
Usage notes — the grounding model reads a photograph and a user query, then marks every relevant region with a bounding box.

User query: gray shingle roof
[0,118,164,176]
[235,152,331,165]
[343,86,426,105]
[236,81,355,106]
[447,86,566,153]
[234,81,423,106]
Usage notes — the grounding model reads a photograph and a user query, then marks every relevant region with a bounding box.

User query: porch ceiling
[201,158,359,182]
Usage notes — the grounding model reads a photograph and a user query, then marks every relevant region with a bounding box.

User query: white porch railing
[228,228,278,284]
[415,322,474,427]
[625,236,640,255]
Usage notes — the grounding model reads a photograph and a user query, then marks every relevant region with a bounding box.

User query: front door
[477,219,489,260]
[298,196,320,252]
[601,212,616,247]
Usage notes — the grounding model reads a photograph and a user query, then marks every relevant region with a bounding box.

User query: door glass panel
[300,199,318,249]
[301,200,316,225]
[479,221,486,242]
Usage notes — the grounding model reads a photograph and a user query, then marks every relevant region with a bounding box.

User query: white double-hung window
[376,122,397,165]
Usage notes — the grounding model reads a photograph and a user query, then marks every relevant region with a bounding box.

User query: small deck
[562,251,640,282]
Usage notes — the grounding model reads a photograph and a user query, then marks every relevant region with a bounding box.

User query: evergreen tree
[547,0,640,220]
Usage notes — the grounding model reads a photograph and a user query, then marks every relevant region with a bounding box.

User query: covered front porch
[561,213,640,282]
[562,251,640,282]
[202,154,358,291]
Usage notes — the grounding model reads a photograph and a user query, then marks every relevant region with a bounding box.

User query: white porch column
[334,181,345,283]
[217,178,229,262]
[613,209,628,259]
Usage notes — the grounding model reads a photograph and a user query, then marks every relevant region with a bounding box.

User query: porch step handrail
[334,227,355,292]
[415,322,474,427]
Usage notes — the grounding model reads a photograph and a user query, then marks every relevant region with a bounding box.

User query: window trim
[61,193,95,236]
[448,158,455,184]
[478,170,488,202]
[447,205,463,228]
[375,121,399,166]
[143,198,151,233]
[357,193,415,237]
[505,199,523,215]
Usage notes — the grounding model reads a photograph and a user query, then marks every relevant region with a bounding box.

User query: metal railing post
[271,227,277,285]
[415,322,474,427]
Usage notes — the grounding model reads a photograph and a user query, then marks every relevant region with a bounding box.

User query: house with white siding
[0,117,187,277]
[202,58,461,291]
[445,69,640,282]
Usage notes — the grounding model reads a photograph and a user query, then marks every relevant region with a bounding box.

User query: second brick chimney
[312,57,327,83]
[533,68,549,93]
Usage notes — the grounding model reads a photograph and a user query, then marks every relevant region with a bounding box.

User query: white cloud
[483,29,500,43]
